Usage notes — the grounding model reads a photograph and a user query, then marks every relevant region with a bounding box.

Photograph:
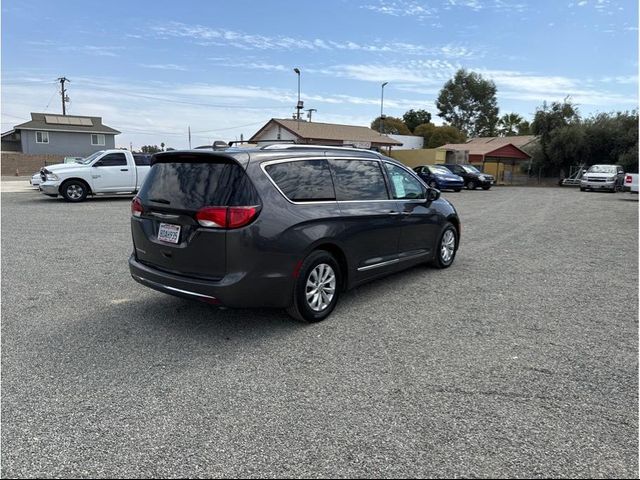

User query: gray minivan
[129,145,461,322]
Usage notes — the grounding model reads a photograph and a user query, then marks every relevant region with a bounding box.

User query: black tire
[580,187,586,192]
[428,180,438,189]
[467,180,477,190]
[454,188,461,192]
[482,185,491,190]
[432,223,458,269]
[286,250,341,323]
[61,180,89,202]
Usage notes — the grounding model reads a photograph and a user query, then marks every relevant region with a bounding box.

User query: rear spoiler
[150,150,250,169]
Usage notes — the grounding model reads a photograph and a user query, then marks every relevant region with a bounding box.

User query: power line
[43,83,59,112]
[81,84,290,111]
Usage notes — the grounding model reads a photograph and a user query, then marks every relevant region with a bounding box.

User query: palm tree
[499,113,524,136]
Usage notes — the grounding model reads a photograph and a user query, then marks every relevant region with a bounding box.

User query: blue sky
[2,0,638,149]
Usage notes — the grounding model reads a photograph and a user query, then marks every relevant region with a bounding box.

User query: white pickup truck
[39,150,151,202]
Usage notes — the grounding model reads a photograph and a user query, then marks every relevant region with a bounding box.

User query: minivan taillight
[626,175,632,184]
[131,197,144,217]
[196,206,259,229]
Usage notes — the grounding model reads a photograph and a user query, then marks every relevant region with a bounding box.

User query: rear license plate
[158,223,181,244]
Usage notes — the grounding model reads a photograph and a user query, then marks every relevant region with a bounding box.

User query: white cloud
[140,64,188,71]
[58,45,123,57]
[361,1,437,20]
[150,21,478,58]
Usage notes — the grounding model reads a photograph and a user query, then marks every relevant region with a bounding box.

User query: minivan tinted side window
[384,163,426,200]
[328,159,388,201]
[265,159,336,202]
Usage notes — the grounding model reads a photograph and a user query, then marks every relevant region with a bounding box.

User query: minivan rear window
[265,159,336,202]
[138,159,260,210]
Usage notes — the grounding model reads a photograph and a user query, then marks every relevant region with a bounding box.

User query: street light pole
[380,82,388,135]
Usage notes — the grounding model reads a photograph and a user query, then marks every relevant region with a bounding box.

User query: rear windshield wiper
[148,198,171,205]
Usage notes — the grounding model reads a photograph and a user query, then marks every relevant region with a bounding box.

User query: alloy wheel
[305,263,336,312]
[441,229,455,263]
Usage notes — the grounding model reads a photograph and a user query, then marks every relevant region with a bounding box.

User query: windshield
[429,166,453,175]
[462,165,481,174]
[587,165,617,174]
[77,151,105,165]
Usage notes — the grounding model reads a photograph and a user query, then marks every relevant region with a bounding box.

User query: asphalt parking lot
[1,185,638,478]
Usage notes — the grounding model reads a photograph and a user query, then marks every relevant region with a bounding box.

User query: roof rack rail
[260,143,382,156]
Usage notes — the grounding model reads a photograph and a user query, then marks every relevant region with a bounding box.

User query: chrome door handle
[387,211,401,216]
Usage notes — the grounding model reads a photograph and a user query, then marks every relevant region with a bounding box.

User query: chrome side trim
[398,251,430,262]
[357,259,399,272]
[150,212,181,220]
[132,274,217,300]
[356,251,430,272]
[261,144,383,158]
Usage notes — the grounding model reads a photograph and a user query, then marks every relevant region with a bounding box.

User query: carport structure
[439,139,532,184]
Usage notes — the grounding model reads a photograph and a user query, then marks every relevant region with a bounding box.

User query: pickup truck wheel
[61,180,89,202]
[286,251,340,323]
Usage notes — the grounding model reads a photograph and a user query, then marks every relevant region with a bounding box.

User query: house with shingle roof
[1,112,120,156]
[249,118,403,150]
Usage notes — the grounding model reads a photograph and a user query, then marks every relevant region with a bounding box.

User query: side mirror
[582,169,587,173]
[427,188,440,202]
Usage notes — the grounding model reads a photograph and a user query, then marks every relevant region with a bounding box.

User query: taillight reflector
[196,207,228,227]
[196,206,259,229]
[626,175,632,184]
[131,197,144,217]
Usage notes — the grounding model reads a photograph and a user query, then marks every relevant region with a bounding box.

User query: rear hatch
[131,152,260,280]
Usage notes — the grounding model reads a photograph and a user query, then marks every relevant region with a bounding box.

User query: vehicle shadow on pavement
[105,261,437,331]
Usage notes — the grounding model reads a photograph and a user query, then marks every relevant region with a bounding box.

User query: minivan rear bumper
[129,254,293,308]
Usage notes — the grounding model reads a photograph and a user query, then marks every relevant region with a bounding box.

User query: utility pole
[306,108,317,122]
[188,126,192,149]
[57,77,70,115]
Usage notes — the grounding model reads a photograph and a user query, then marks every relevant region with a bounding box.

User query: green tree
[141,145,161,153]
[529,102,638,176]
[371,116,412,135]
[499,113,525,136]
[530,99,579,173]
[402,109,432,133]
[414,123,466,148]
[436,69,499,137]
[517,120,531,135]
[547,125,587,173]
